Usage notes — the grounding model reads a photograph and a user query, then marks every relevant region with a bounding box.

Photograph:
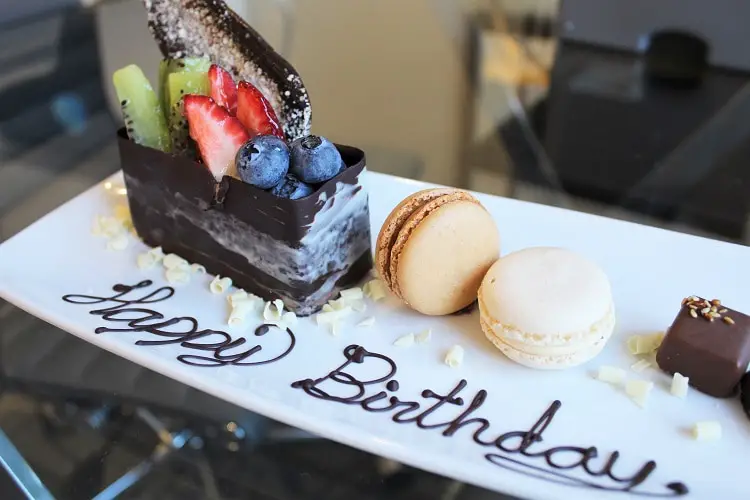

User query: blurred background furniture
[470,0,750,242]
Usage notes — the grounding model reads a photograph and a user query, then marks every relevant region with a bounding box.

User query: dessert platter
[1,1,749,499]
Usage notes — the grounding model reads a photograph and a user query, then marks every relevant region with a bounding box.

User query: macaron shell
[387,191,478,298]
[481,312,615,369]
[480,247,613,336]
[392,198,500,315]
[375,188,459,288]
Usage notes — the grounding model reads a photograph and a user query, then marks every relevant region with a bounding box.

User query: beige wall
[286,0,469,185]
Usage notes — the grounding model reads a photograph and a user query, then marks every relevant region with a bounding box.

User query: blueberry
[289,135,345,184]
[269,174,314,200]
[236,135,289,189]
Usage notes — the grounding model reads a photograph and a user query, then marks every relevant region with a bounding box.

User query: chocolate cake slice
[113,0,372,314]
[119,130,372,315]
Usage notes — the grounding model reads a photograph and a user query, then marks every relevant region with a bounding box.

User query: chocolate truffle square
[656,296,750,398]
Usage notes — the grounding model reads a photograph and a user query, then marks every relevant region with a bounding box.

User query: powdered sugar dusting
[143,0,312,140]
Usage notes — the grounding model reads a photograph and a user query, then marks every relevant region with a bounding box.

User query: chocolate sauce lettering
[292,344,687,497]
[62,281,296,367]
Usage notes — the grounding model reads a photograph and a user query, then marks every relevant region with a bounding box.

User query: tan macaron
[375,188,500,315]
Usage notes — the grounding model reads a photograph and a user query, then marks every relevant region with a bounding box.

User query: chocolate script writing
[62,280,296,367]
[292,345,688,497]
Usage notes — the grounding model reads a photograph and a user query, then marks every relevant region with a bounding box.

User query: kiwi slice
[167,70,210,154]
[158,59,169,116]
[113,64,171,152]
[159,57,211,116]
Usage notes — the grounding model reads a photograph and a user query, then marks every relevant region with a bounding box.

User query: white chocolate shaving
[630,359,652,373]
[262,299,286,323]
[163,253,189,270]
[114,204,132,228]
[228,299,257,326]
[165,267,190,285]
[228,289,248,305]
[322,304,334,313]
[415,329,432,344]
[393,333,415,347]
[137,247,166,270]
[351,301,367,312]
[106,234,129,251]
[328,298,348,311]
[627,332,665,355]
[148,246,164,260]
[625,380,654,408]
[691,421,721,441]
[596,366,626,384]
[444,345,464,368]
[227,289,263,325]
[671,373,689,399]
[137,252,157,270]
[210,276,232,294]
[357,317,375,328]
[316,307,353,326]
[363,279,387,301]
[340,287,364,301]
[93,215,125,238]
[626,336,639,355]
[190,263,206,274]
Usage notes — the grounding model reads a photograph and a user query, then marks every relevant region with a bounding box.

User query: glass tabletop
[0,1,748,499]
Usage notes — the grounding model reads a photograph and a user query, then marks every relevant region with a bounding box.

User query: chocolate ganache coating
[117,129,372,315]
[656,297,750,398]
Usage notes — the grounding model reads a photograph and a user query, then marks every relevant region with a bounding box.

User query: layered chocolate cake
[112,0,372,315]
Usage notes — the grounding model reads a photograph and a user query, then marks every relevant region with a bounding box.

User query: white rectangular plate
[1,171,748,500]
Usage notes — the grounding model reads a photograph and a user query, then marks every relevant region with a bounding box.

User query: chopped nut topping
[684,296,730,322]
[723,316,735,325]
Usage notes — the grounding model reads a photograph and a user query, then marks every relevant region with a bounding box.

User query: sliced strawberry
[208,64,237,115]
[236,80,284,138]
[182,95,249,180]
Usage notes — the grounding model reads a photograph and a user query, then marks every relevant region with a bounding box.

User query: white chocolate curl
[393,334,415,347]
[444,345,464,368]
[163,253,189,270]
[210,276,232,294]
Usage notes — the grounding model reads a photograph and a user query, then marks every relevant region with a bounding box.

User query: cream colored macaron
[478,247,615,369]
[376,188,500,315]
